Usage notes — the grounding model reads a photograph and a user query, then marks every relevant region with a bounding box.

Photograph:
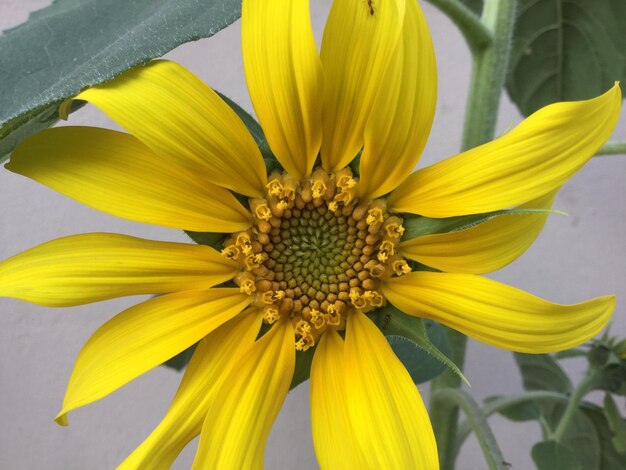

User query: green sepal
[215,92,281,175]
[348,150,362,177]
[184,231,225,251]
[290,346,316,391]
[553,348,588,360]
[587,337,626,395]
[402,208,562,241]
[374,304,468,385]
[0,0,242,161]
[162,343,197,372]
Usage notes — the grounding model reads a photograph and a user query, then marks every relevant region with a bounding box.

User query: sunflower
[0,0,621,468]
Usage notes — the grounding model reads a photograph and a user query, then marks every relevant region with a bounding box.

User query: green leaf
[290,346,316,390]
[532,440,582,470]
[549,405,602,469]
[582,404,626,469]
[500,352,625,468]
[537,402,626,470]
[0,0,242,161]
[162,343,197,372]
[514,353,573,394]
[507,0,626,117]
[511,353,572,434]
[375,305,467,385]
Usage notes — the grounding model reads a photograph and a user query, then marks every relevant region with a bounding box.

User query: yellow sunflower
[0,0,621,468]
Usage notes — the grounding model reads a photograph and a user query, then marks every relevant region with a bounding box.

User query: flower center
[223,168,410,351]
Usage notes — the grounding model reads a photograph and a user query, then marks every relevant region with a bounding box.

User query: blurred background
[1,0,625,468]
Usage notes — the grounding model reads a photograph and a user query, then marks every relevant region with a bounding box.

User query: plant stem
[550,371,595,442]
[428,328,469,469]
[429,1,516,469]
[426,0,493,52]
[431,389,509,470]
[457,391,568,445]
[461,0,516,151]
[595,141,626,156]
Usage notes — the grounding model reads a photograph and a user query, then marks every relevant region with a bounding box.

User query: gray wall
[1,1,625,468]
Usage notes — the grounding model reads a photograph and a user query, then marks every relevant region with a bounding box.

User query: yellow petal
[359,0,437,199]
[389,84,622,216]
[383,272,615,353]
[65,60,266,197]
[400,190,558,273]
[311,329,367,469]
[242,0,323,178]
[192,320,295,469]
[118,309,263,470]
[342,312,438,469]
[320,0,405,171]
[0,233,238,307]
[55,289,251,426]
[7,127,251,232]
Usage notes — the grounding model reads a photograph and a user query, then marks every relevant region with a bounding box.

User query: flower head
[0,0,621,467]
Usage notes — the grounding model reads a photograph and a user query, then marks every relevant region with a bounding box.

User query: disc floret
[223,168,411,350]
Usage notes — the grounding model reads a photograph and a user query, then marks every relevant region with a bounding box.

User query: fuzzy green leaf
[583,404,626,469]
[0,0,242,161]
[532,440,582,470]
[509,353,572,433]
[507,0,626,117]
[514,353,572,394]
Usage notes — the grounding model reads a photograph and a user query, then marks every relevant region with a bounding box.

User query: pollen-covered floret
[223,168,411,350]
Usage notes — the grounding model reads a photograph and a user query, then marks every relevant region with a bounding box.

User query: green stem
[429,2,516,469]
[550,371,595,442]
[461,0,516,151]
[595,141,626,156]
[431,389,508,470]
[426,0,493,52]
[428,328,468,470]
[457,391,568,445]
